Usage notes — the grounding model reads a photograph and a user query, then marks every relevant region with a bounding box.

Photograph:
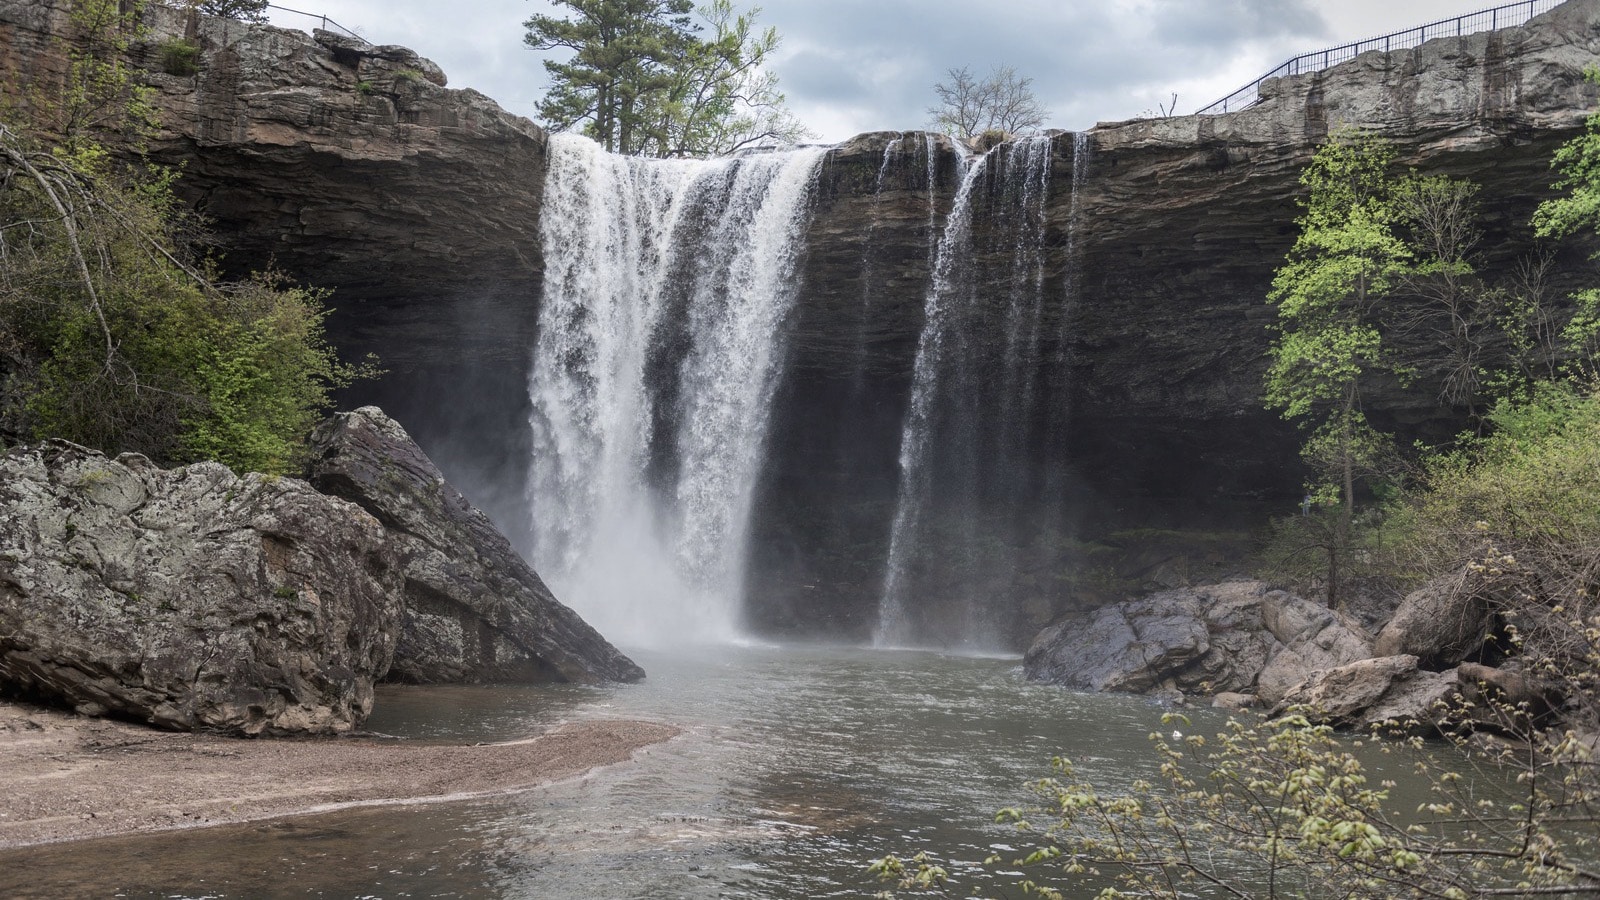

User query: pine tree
[524,0,697,155]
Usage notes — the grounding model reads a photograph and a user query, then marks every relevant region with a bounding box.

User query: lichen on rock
[0,441,404,735]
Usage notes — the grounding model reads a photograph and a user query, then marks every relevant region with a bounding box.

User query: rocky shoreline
[0,407,641,738]
[0,697,678,849]
[1024,576,1564,738]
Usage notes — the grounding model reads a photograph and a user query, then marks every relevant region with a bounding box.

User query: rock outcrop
[753,0,1600,639]
[0,442,403,735]
[0,0,550,547]
[1255,594,1375,706]
[306,407,643,685]
[1023,581,1278,695]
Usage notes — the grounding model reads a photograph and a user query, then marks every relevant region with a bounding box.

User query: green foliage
[1265,130,1414,605]
[196,0,270,22]
[53,0,160,153]
[1,0,371,474]
[1265,131,1409,426]
[1532,69,1600,244]
[525,0,809,156]
[157,0,271,23]
[1532,67,1600,383]
[1386,385,1600,596]
[158,38,201,77]
[525,0,698,155]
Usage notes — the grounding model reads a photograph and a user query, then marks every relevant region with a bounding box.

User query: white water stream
[527,134,827,647]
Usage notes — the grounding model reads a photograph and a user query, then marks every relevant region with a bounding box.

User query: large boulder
[0,442,403,735]
[1373,571,1494,668]
[1255,593,1375,706]
[1358,668,1462,732]
[1271,655,1466,732]
[1271,655,1423,723]
[1024,581,1276,694]
[307,407,643,684]
[1023,594,1207,693]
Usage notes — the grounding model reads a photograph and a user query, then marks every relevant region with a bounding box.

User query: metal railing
[1195,0,1564,115]
[263,3,365,41]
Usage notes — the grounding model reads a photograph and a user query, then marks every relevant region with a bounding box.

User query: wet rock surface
[0,442,403,735]
[306,407,644,685]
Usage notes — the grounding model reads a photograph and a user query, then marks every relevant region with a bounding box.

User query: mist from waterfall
[528,133,827,648]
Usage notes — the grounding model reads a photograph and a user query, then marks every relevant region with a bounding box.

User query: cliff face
[0,0,550,541]
[749,1,1600,638]
[5,0,1600,642]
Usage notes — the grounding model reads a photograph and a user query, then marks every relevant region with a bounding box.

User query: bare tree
[928,64,1048,141]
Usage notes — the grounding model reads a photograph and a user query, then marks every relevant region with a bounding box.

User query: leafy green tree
[156,0,271,23]
[1264,131,1412,606]
[525,0,807,157]
[637,1,810,156]
[1531,68,1600,379]
[196,0,270,22]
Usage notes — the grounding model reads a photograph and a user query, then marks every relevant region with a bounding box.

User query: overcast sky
[265,0,1520,142]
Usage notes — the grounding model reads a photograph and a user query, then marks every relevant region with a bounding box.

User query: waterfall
[875,149,983,648]
[874,135,1060,650]
[528,133,828,648]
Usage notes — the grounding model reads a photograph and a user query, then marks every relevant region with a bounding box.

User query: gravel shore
[0,699,678,849]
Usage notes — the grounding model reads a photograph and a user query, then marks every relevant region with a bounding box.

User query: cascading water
[874,134,1067,650]
[528,133,828,648]
[875,150,983,648]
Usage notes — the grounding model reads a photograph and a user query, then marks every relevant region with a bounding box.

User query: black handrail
[1195,0,1564,116]
[263,3,366,42]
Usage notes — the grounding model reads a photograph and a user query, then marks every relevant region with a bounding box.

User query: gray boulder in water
[0,442,404,735]
[306,407,643,685]
[1023,581,1277,694]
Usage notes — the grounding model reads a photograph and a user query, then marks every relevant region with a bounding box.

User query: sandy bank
[0,699,678,849]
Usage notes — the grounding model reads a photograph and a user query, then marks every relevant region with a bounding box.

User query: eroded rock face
[1256,594,1376,706]
[306,407,643,685]
[0,0,550,547]
[1271,655,1422,722]
[0,443,402,735]
[6,1,1600,642]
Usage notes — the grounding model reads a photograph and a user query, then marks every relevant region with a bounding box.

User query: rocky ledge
[307,407,643,685]
[1025,575,1552,736]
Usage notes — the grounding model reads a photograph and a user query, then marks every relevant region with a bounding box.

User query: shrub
[158,38,200,76]
[1,120,370,474]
